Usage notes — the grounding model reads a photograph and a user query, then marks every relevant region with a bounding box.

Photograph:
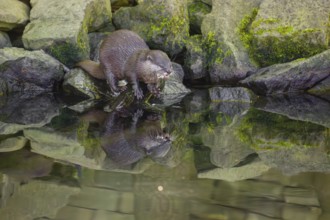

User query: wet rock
[113,0,189,56]
[0,179,80,220]
[198,159,270,181]
[308,75,330,95]
[209,86,256,103]
[0,47,66,94]
[241,50,330,95]
[201,0,261,84]
[0,136,28,152]
[254,94,330,128]
[238,109,330,174]
[63,68,108,100]
[188,1,211,34]
[0,0,30,31]
[0,31,11,48]
[184,35,208,80]
[23,0,112,67]
[88,32,109,61]
[24,116,106,169]
[163,63,191,95]
[248,0,330,66]
[0,93,60,134]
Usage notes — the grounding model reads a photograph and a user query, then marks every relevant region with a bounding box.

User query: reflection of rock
[0,136,27,152]
[24,116,106,169]
[198,159,270,182]
[0,93,60,134]
[238,109,330,175]
[209,87,256,103]
[0,178,80,220]
[0,149,53,180]
[255,94,330,128]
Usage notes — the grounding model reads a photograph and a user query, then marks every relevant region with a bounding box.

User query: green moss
[238,8,328,67]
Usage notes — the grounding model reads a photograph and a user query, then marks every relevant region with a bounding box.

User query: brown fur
[77,29,172,99]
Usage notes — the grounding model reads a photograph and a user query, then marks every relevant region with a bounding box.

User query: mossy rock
[188,1,211,34]
[113,0,189,56]
[239,0,330,67]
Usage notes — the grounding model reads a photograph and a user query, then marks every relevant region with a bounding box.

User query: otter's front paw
[134,88,144,100]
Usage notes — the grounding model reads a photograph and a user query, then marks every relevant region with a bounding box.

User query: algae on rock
[243,0,330,67]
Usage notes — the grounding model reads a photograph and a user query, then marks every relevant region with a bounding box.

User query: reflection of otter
[77,30,173,99]
[100,109,172,167]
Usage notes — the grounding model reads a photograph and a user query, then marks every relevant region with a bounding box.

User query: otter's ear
[147,55,153,61]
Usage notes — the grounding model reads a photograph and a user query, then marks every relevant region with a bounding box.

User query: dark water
[0,89,329,220]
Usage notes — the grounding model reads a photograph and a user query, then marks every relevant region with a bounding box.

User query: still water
[0,89,329,220]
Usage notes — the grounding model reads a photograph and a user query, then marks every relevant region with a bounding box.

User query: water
[0,89,329,220]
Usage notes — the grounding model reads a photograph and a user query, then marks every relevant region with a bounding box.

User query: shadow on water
[0,90,330,219]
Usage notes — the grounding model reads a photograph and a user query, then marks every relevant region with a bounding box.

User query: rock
[0,136,28,152]
[308,75,330,95]
[0,31,11,48]
[23,0,112,67]
[88,32,109,61]
[0,93,60,134]
[0,47,66,94]
[237,108,330,174]
[63,68,108,100]
[24,118,106,169]
[184,35,208,80]
[241,50,330,95]
[201,0,261,84]
[0,0,30,31]
[0,179,80,220]
[113,0,189,56]
[248,0,330,66]
[198,159,270,181]
[209,86,256,103]
[163,63,191,95]
[188,1,211,34]
[254,94,330,128]
[201,0,212,6]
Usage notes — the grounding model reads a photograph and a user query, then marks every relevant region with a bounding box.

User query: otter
[77,29,173,99]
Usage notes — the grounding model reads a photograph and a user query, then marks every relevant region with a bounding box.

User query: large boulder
[247,0,330,67]
[0,47,66,94]
[187,1,211,34]
[113,0,189,56]
[0,0,30,31]
[0,31,11,48]
[241,49,330,95]
[22,0,112,67]
[201,0,262,84]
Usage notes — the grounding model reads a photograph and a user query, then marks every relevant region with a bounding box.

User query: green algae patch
[237,108,329,150]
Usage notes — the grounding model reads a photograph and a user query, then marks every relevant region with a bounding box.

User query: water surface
[0,89,329,220]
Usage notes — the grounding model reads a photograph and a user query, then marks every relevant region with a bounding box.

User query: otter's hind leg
[101,63,120,94]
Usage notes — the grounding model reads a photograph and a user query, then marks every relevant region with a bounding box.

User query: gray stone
[63,68,108,100]
[249,0,330,66]
[184,35,208,80]
[241,50,330,95]
[308,75,330,95]
[0,48,65,94]
[0,93,60,134]
[23,0,112,67]
[163,63,191,95]
[0,0,30,31]
[201,0,261,83]
[113,0,189,56]
[209,86,256,103]
[0,136,28,152]
[188,1,211,34]
[0,31,11,48]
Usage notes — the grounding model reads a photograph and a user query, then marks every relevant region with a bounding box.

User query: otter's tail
[76,60,105,80]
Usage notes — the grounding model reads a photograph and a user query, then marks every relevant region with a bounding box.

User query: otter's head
[146,50,173,80]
